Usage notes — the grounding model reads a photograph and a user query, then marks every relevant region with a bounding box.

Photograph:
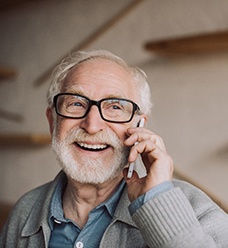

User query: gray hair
[47,50,153,115]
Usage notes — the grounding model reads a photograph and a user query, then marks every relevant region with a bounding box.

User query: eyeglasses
[53,93,141,123]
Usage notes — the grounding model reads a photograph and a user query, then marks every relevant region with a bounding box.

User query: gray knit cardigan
[1,171,228,248]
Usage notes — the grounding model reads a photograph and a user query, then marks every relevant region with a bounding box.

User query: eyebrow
[64,87,127,100]
[103,94,127,99]
[64,86,86,97]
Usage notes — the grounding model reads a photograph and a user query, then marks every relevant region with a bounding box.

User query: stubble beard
[52,126,129,184]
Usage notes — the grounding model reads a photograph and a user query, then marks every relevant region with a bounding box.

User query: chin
[61,159,125,184]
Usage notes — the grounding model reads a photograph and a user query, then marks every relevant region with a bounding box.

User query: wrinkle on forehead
[61,58,138,101]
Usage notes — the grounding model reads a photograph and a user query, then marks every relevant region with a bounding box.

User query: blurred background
[1,0,228,228]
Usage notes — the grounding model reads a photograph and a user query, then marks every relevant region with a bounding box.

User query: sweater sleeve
[129,181,173,215]
[131,186,228,248]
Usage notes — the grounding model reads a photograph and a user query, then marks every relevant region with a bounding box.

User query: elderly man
[1,50,228,247]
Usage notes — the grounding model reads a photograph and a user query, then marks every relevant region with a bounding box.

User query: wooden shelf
[0,66,17,79]
[0,108,23,122]
[33,0,144,87]
[0,134,51,146]
[144,30,228,56]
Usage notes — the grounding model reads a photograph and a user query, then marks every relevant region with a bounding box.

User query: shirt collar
[96,179,125,216]
[48,173,125,229]
[49,173,67,229]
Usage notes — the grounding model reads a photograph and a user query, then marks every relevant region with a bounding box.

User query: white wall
[1,0,228,209]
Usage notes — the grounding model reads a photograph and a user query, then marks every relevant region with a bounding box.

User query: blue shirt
[48,175,125,248]
[48,173,173,248]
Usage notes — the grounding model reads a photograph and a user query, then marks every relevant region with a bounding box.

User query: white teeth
[77,142,107,150]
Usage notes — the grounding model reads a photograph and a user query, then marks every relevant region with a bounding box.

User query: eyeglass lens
[55,94,137,123]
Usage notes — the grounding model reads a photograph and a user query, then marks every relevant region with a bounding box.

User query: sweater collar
[21,171,64,238]
[21,170,137,239]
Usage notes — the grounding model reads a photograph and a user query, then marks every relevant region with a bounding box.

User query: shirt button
[75,241,84,248]
[53,219,61,224]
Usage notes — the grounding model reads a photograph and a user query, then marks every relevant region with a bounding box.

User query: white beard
[52,127,129,184]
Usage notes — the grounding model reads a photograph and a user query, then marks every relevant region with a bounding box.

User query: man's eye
[111,104,121,110]
[105,100,125,110]
[67,101,84,109]
[71,101,82,106]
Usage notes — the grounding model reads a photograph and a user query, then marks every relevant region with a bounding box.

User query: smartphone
[127,118,145,178]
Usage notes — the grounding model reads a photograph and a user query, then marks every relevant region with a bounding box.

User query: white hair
[47,50,153,115]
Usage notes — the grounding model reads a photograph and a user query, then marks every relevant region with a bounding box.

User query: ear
[138,115,147,126]
[46,107,54,135]
[142,115,148,125]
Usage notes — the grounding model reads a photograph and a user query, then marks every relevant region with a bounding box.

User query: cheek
[112,119,140,143]
[109,124,130,143]
[55,118,80,139]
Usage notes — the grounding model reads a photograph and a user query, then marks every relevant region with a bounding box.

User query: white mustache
[65,128,122,148]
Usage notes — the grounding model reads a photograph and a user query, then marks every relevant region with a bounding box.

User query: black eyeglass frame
[53,93,141,123]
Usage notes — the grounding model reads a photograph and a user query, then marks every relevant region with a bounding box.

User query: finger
[128,141,173,176]
[125,128,166,150]
[128,140,157,163]
[138,144,173,177]
[125,129,166,151]
[126,127,152,140]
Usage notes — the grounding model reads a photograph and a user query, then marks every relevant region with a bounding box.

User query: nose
[79,105,105,134]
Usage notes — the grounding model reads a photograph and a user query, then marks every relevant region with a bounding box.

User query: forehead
[61,58,138,100]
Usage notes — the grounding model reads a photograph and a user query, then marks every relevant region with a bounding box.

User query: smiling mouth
[76,142,109,152]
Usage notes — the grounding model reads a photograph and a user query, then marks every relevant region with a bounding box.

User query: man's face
[49,58,140,184]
